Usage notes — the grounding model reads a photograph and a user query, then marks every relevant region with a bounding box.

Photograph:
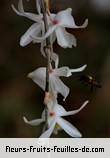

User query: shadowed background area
[0,0,110,137]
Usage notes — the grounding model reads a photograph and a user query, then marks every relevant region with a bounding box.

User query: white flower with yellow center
[23,99,89,138]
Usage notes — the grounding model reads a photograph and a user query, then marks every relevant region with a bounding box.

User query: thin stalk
[41,0,51,93]
[41,0,51,132]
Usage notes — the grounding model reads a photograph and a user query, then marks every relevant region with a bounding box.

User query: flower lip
[49,112,55,117]
[52,19,59,25]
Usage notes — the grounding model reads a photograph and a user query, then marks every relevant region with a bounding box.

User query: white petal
[20,23,42,46]
[27,67,46,90]
[70,64,87,73]
[39,21,48,56]
[56,27,76,48]
[40,120,56,138]
[31,25,57,41]
[50,76,70,100]
[55,104,67,116]
[49,78,58,99]
[36,0,41,15]
[57,117,82,137]
[41,110,46,120]
[66,32,77,47]
[19,1,42,21]
[74,19,88,29]
[50,13,56,19]
[28,67,69,99]
[23,116,44,126]
[18,0,24,12]
[47,98,57,110]
[11,4,23,16]
[53,65,87,77]
[11,0,42,22]
[55,8,75,28]
[60,100,89,117]
[50,32,56,44]
[40,41,46,57]
[51,53,59,68]
[53,67,72,77]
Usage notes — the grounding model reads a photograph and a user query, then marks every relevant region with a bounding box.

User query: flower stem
[41,0,51,132]
[41,0,51,92]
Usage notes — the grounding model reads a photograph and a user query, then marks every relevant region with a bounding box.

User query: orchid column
[12,0,89,138]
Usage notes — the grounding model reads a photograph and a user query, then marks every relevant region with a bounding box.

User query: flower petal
[50,31,56,44]
[23,116,44,126]
[28,67,69,99]
[41,110,46,120]
[55,8,75,28]
[28,67,46,91]
[55,104,67,116]
[50,76,69,100]
[12,0,42,22]
[36,0,41,15]
[57,117,82,137]
[31,25,57,41]
[51,53,59,69]
[74,19,88,29]
[40,41,46,57]
[55,27,77,48]
[20,23,42,46]
[53,66,72,77]
[18,0,24,12]
[53,65,86,77]
[40,120,56,138]
[60,100,89,117]
[70,64,87,73]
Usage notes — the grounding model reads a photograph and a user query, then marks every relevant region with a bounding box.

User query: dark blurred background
[0,0,110,137]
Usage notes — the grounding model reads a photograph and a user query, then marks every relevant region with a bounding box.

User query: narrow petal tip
[78,132,82,138]
[23,116,28,123]
[74,41,77,47]
[70,64,87,73]
[81,100,89,110]
[82,64,87,70]
[63,98,66,101]
[11,4,14,10]
[77,64,87,72]
[67,8,72,12]
[20,38,26,47]
[82,19,88,28]
[27,72,33,78]
[84,100,89,106]
[11,4,17,13]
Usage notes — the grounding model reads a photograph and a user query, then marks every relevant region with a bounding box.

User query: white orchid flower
[32,8,88,48]
[12,0,59,69]
[27,64,87,100]
[23,100,89,138]
[12,0,44,47]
